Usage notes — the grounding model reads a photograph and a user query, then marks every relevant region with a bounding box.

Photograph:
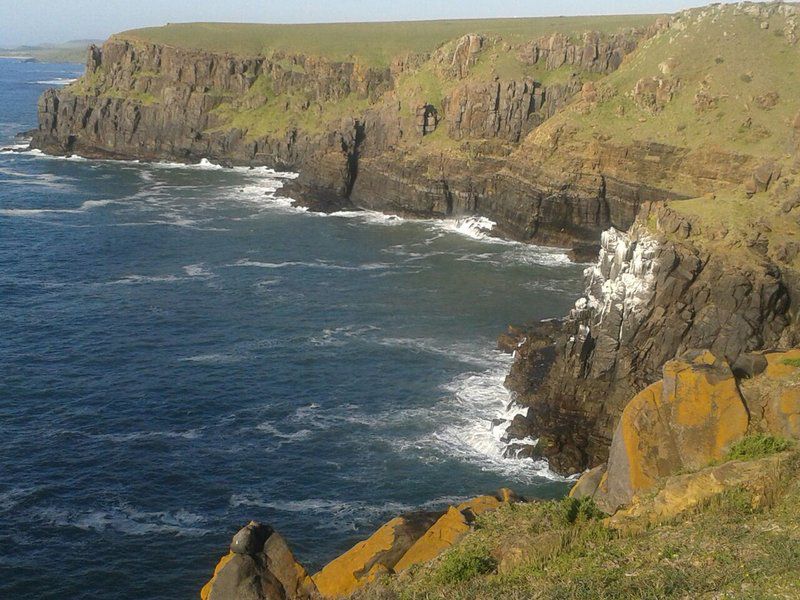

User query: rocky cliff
[30,16,682,248]
[202,349,800,598]
[505,204,799,472]
[30,1,800,476]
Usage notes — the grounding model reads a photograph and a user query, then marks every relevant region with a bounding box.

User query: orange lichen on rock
[200,552,235,600]
[393,507,471,573]
[595,351,749,513]
[312,513,439,598]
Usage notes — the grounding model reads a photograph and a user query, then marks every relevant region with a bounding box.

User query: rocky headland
[26,2,800,597]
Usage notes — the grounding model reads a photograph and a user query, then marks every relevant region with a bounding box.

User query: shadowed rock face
[201,521,320,600]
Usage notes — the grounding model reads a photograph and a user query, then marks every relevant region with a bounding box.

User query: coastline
[3,142,584,487]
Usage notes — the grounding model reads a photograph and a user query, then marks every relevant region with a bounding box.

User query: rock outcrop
[570,348,800,514]
[201,522,319,600]
[593,350,750,512]
[204,490,520,600]
[311,512,441,598]
[506,213,798,474]
[517,30,642,73]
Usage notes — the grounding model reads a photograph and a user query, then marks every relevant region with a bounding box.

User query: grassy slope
[519,3,800,270]
[355,450,800,599]
[118,15,658,67]
[563,5,800,158]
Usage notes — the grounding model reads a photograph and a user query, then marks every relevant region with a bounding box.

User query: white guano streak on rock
[575,226,660,343]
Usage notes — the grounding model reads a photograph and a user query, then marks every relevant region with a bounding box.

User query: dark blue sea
[0,59,585,599]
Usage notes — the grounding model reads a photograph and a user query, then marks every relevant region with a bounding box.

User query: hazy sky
[1,0,734,46]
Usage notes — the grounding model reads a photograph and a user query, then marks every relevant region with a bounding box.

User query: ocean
[0,59,586,599]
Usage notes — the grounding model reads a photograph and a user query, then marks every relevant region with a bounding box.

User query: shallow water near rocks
[0,60,585,599]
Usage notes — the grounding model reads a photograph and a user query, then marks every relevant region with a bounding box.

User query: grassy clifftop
[118,15,659,67]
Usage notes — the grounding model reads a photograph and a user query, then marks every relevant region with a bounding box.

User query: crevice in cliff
[343,120,366,200]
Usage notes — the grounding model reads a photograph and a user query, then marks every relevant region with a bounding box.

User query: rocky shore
[201,348,800,599]
[26,2,800,597]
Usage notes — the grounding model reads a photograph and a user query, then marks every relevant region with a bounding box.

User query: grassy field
[0,40,97,64]
[118,15,659,67]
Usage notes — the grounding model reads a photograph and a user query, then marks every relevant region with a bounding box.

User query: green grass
[117,15,660,67]
[727,435,794,461]
[563,4,800,160]
[435,543,497,584]
[354,450,800,599]
[782,358,800,368]
[0,40,98,63]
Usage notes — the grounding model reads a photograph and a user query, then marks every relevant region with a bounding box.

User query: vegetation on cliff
[119,16,657,67]
[354,450,800,599]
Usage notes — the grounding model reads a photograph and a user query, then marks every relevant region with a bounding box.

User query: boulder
[633,77,675,112]
[202,523,319,600]
[595,351,749,513]
[569,464,606,500]
[393,507,471,573]
[312,511,440,598]
[264,532,318,599]
[231,521,273,555]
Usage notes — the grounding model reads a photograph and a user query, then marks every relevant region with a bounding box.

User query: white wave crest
[230,258,390,272]
[329,210,406,226]
[436,216,498,240]
[44,505,209,536]
[32,77,78,86]
[430,362,569,482]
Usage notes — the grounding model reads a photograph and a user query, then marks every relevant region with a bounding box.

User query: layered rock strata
[30,24,679,249]
[505,213,798,473]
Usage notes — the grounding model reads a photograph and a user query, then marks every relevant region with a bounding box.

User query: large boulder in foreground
[594,351,749,513]
[312,512,441,598]
[201,521,319,600]
[312,488,521,597]
[741,349,800,439]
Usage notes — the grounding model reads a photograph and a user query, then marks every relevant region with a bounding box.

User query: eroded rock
[594,351,749,513]
[202,522,319,600]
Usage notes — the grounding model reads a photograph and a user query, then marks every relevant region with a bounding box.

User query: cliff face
[506,205,799,472]
[31,4,800,476]
[31,21,688,248]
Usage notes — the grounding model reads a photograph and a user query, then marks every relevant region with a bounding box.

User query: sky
[1,0,735,47]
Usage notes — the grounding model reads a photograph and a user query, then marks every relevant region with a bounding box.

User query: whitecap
[428,362,571,483]
[230,258,391,272]
[255,422,313,442]
[31,77,78,86]
[0,142,31,154]
[182,263,215,278]
[328,210,406,226]
[179,353,241,365]
[101,274,184,285]
[307,324,380,347]
[44,505,209,536]
[435,215,498,241]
